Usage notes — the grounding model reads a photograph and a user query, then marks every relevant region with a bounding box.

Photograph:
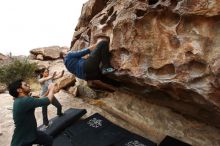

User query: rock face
[71,0,220,128]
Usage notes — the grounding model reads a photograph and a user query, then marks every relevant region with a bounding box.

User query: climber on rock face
[62,35,115,81]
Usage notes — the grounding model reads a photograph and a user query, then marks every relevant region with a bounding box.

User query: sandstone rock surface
[30,46,69,60]
[71,0,220,128]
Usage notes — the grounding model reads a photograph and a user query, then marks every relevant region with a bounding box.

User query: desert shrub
[0,58,38,85]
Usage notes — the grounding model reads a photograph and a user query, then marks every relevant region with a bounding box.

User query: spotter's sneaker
[40,121,53,131]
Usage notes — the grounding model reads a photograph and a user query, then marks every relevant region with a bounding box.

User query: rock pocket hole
[100,15,109,24]
[119,48,130,63]
[188,60,207,78]
[119,47,129,55]
[107,7,114,16]
[148,0,159,5]
[148,64,176,79]
[170,0,178,9]
[136,9,146,18]
[169,36,180,48]
[107,11,117,24]
[185,51,194,57]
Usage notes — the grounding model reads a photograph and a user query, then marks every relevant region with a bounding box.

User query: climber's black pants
[83,41,111,80]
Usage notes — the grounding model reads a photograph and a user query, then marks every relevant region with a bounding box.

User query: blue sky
[0,0,88,56]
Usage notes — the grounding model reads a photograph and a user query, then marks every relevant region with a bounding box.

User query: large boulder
[71,0,220,128]
[30,46,69,60]
[54,74,75,90]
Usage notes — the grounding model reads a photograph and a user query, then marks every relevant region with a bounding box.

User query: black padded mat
[38,108,87,137]
[53,133,72,146]
[113,133,157,146]
[159,136,191,146]
[62,113,156,146]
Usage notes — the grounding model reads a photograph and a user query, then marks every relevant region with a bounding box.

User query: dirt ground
[1,89,220,146]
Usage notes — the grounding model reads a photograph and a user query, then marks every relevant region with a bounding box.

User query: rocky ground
[1,88,220,146]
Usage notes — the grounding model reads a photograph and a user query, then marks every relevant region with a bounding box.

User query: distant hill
[0,53,26,67]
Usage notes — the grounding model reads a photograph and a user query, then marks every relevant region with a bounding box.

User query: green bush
[0,58,38,85]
